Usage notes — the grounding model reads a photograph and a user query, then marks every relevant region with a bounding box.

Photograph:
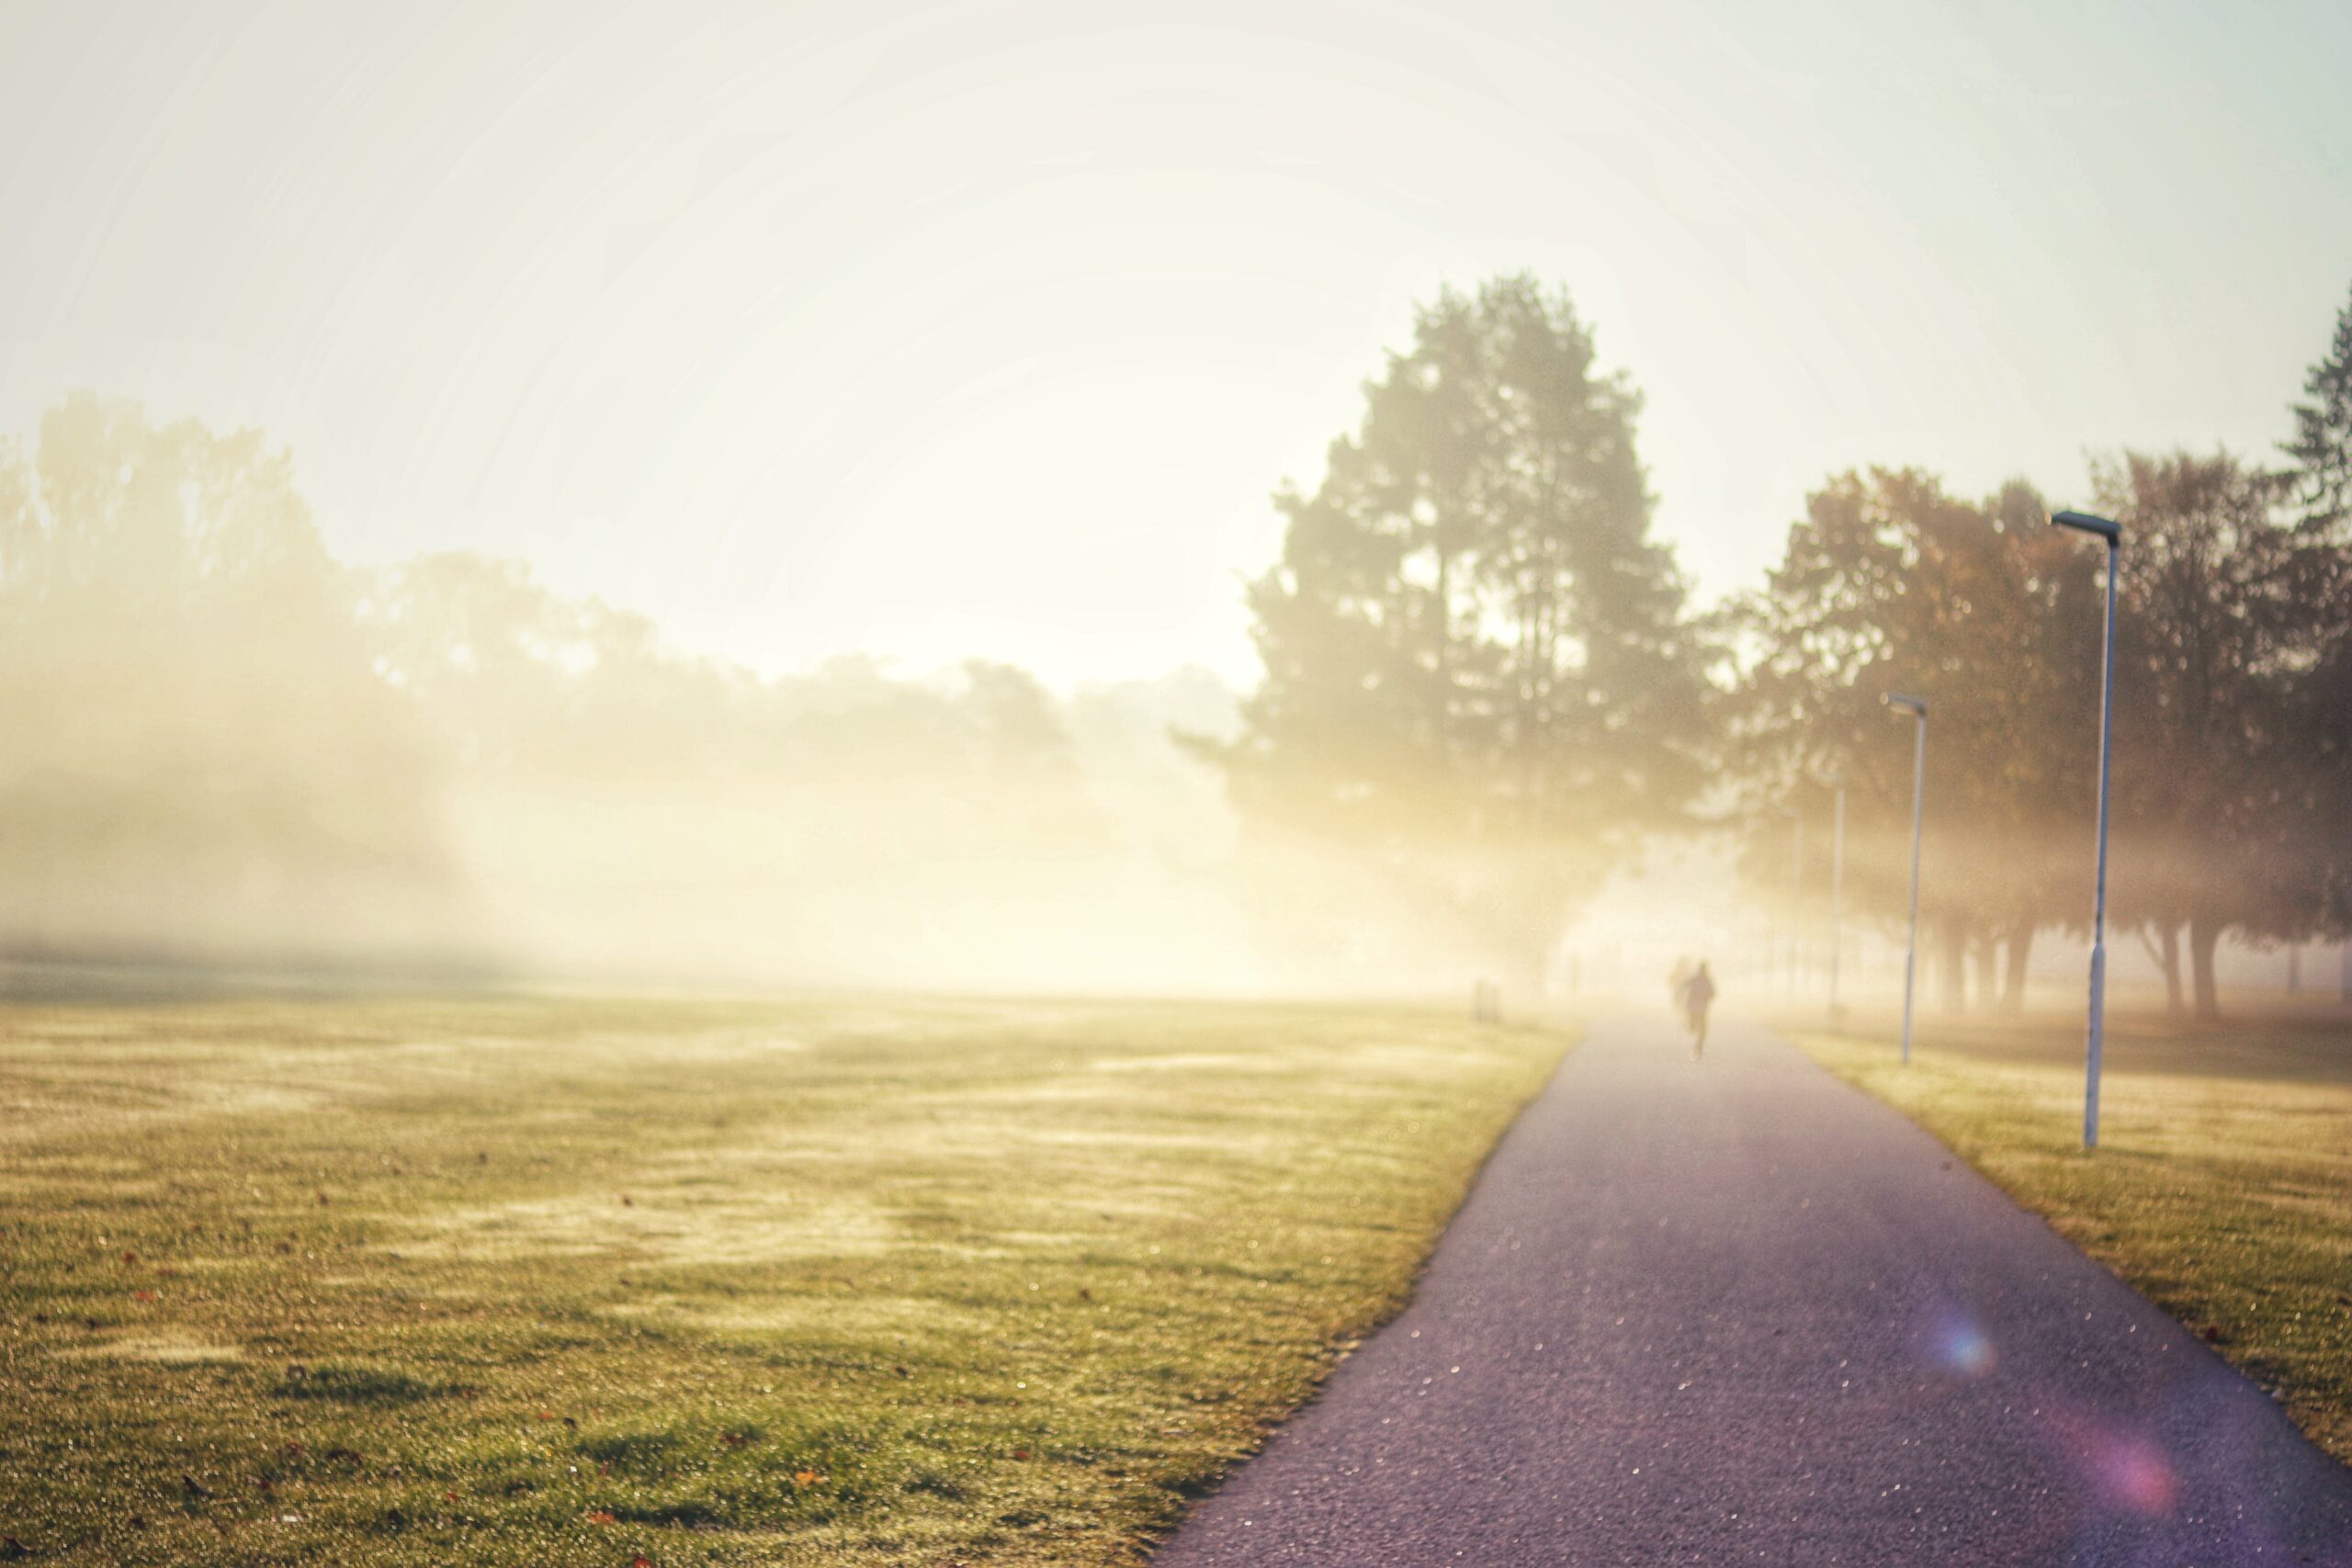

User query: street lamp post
[1884,694,1928,1065]
[2052,509,2122,1150]
[1827,774,1846,1021]
[1779,806,1804,995]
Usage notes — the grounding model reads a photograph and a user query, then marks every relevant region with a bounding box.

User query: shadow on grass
[273,1363,457,1404]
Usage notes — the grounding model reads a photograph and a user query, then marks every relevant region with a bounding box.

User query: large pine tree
[2284,280,2352,528]
[1212,276,1709,983]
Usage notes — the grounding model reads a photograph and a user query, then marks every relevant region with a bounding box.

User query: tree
[2285,537,2352,964]
[2284,280,2352,530]
[0,394,455,959]
[2096,449,2324,1019]
[1728,469,2097,1012]
[1208,276,1710,985]
[2276,286,2352,983]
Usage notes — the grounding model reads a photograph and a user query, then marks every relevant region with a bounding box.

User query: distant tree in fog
[0,394,453,958]
[362,554,1088,796]
[1204,276,1711,986]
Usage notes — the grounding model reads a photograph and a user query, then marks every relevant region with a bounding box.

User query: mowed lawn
[0,993,1570,1566]
[1792,1005,2352,1465]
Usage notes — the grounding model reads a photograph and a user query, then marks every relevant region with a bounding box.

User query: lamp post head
[2052,509,2122,545]
[1883,693,1928,718]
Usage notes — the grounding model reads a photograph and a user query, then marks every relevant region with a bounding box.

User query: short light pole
[1779,806,1804,995]
[1884,694,1928,1065]
[1826,773,1846,1021]
[2052,508,2122,1150]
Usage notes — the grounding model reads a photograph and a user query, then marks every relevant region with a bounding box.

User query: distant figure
[1679,960,1717,1059]
[1668,956,1692,1015]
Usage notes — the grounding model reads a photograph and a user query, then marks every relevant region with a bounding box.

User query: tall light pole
[2053,509,2122,1150]
[1779,806,1804,995]
[1884,694,1928,1065]
[1827,773,1846,1021]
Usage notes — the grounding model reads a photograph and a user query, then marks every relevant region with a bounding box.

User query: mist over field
[11,291,2352,1013]
[3,5,2350,1017]
[0,398,1539,995]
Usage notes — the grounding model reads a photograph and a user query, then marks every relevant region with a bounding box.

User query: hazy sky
[4,1,2347,686]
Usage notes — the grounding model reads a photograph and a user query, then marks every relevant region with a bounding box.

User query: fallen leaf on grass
[585,1510,616,1526]
[792,1471,826,1486]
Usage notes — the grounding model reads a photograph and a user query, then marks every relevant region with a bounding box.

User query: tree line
[1217,273,2352,1018]
[9,274,2350,1008]
[0,395,1107,971]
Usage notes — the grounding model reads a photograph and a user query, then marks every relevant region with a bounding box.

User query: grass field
[0,992,1571,1566]
[1792,1005,2352,1466]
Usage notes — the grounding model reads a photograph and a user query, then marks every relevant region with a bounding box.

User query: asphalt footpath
[1152,1014,2352,1567]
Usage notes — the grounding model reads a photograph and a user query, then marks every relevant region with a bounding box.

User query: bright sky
[4,1,2347,687]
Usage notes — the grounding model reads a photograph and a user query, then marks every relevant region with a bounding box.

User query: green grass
[1791,1006,2352,1465]
[0,992,1571,1565]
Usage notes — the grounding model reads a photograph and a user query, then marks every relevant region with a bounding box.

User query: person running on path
[1682,960,1716,1058]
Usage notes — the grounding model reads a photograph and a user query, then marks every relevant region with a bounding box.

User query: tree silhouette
[1206,276,1710,984]
[2284,281,2352,530]
[0,394,455,961]
[2096,449,2328,1018]
[1728,469,2098,1012]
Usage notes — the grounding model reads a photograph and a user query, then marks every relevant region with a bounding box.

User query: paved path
[1156,1015,2352,1566]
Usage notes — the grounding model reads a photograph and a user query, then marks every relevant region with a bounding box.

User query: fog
[0,395,1600,997]
[7,7,2351,1015]
[6,386,2340,1013]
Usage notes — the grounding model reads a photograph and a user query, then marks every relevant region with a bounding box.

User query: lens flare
[2041,1401,2186,1524]
[1922,1305,1998,1379]
[2093,1432,2179,1516]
